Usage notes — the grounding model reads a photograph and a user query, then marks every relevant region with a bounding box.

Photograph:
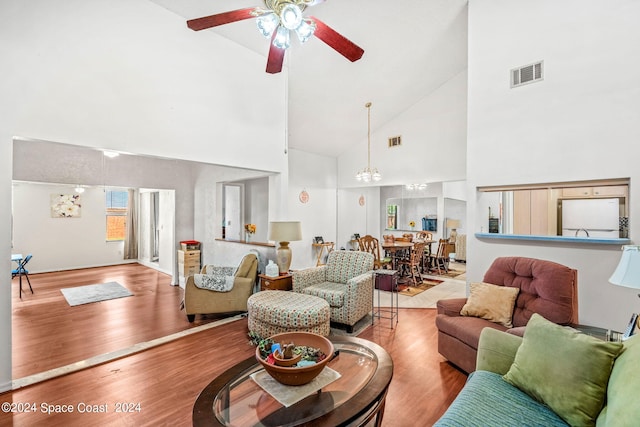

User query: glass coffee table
[193,336,393,426]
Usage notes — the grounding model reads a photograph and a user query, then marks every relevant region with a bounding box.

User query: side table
[312,242,334,266]
[259,273,292,291]
[568,323,623,342]
[372,270,398,329]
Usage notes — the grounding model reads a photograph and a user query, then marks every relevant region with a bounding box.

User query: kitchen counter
[475,233,630,245]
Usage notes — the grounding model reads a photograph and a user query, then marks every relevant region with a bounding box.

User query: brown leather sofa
[436,257,578,373]
[184,253,258,322]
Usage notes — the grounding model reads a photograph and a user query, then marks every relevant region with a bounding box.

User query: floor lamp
[269,221,303,274]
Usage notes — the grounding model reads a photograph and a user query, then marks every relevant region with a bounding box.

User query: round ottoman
[247,291,331,338]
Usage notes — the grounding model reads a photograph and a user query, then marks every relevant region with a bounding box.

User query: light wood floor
[3,264,467,426]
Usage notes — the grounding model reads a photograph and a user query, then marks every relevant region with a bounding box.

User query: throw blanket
[194,266,236,292]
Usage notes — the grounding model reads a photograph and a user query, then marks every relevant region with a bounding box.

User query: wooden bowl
[255,332,334,386]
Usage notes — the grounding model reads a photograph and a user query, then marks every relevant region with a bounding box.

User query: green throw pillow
[597,334,639,426]
[503,313,623,426]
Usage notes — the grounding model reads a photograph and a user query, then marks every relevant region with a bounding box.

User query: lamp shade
[268,221,302,242]
[609,245,640,289]
[446,219,461,229]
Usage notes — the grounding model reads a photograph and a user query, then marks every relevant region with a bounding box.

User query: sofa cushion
[483,257,576,327]
[596,335,640,426]
[436,314,507,350]
[503,314,623,427]
[299,282,346,308]
[460,282,520,328]
[434,370,568,427]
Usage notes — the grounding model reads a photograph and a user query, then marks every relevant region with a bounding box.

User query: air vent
[511,61,543,88]
[388,136,402,148]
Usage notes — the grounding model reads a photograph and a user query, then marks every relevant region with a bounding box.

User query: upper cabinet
[562,186,628,198]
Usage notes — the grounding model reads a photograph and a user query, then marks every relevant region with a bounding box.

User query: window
[106,190,128,241]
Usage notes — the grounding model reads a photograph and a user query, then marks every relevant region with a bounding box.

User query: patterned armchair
[292,250,374,332]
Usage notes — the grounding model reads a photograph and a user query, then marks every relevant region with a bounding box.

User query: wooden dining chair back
[358,235,391,270]
[394,236,411,242]
[398,242,426,286]
[429,239,450,275]
[402,233,414,242]
[416,231,433,241]
[382,234,395,244]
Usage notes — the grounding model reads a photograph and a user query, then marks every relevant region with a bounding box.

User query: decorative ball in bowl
[255,332,334,386]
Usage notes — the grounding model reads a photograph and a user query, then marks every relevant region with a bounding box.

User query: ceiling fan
[186,0,364,74]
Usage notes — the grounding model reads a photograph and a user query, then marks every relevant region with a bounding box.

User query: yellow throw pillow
[460,282,520,328]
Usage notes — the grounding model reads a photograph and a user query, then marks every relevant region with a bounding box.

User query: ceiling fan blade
[306,0,326,5]
[266,37,285,74]
[187,7,260,31]
[309,17,364,62]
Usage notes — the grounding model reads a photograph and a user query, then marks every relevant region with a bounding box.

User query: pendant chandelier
[355,102,382,183]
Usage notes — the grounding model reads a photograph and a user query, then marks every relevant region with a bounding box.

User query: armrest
[436,298,468,316]
[292,266,327,292]
[346,271,374,291]
[184,276,254,313]
[476,328,523,375]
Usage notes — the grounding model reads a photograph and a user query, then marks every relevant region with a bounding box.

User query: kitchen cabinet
[513,189,549,235]
[562,186,627,198]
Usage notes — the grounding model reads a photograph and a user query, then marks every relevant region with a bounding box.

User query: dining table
[381,240,436,274]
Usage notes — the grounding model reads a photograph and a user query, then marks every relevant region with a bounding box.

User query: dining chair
[416,231,434,265]
[398,242,426,286]
[358,235,392,270]
[429,240,450,275]
[416,231,433,241]
[12,254,34,298]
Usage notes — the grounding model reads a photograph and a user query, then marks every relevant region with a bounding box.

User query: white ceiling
[149,0,468,158]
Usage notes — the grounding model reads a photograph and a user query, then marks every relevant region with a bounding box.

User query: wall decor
[359,195,365,206]
[51,194,82,218]
[299,190,309,204]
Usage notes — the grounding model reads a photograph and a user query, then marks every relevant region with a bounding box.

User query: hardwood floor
[4,264,467,426]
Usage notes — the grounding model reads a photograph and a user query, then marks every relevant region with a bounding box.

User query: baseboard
[30,260,138,275]
[0,380,12,392]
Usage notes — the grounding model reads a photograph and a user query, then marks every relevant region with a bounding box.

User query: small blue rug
[61,282,133,306]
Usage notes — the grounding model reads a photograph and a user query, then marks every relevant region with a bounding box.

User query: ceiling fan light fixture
[273,25,291,49]
[280,4,303,30]
[256,12,279,38]
[295,19,316,43]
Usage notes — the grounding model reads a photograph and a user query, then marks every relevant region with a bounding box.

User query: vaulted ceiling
[149,0,468,158]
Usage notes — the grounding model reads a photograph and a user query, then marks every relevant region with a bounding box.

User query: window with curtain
[106,190,128,241]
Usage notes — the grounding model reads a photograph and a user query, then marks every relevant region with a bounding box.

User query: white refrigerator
[561,198,620,238]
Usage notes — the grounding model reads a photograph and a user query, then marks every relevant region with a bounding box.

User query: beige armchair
[184,253,258,322]
[292,250,374,332]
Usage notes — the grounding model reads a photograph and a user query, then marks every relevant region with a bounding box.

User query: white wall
[12,183,129,273]
[286,149,338,270]
[1,0,288,391]
[337,70,468,188]
[467,0,640,329]
[337,187,381,250]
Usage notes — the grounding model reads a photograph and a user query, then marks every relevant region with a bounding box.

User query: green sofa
[435,319,640,427]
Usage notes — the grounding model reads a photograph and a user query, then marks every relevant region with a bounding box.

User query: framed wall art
[51,194,82,218]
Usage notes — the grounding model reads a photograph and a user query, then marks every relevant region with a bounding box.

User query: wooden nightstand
[259,273,292,291]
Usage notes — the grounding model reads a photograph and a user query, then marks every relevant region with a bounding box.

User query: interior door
[224,184,243,241]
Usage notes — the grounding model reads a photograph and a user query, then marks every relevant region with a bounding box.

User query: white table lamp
[268,221,303,274]
[609,245,640,297]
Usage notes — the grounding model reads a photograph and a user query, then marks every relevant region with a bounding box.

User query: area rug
[398,278,444,297]
[61,282,133,306]
[429,269,465,279]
